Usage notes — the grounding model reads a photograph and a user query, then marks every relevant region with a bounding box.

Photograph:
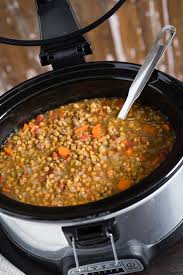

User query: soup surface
[0,98,175,206]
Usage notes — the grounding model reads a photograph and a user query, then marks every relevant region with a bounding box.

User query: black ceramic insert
[0,62,183,221]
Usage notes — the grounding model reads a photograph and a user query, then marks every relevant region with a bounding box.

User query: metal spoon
[118,25,176,120]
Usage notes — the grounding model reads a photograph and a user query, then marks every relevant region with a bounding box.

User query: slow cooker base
[1,220,183,275]
[1,62,183,274]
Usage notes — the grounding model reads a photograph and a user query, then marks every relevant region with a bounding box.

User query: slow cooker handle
[72,231,119,272]
[36,0,92,69]
[62,219,120,272]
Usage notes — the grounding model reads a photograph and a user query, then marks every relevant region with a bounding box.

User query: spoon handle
[118,25,176,120]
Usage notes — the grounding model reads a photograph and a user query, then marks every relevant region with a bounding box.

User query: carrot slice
[4,147,13,156]
[58,147,70,158]
[143,124,156,134]
[92,124,102,138]
[118,179,131,191]
[74,124,89,134]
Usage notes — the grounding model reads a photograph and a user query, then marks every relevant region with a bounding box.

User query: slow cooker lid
[0,0,126,45]
[0,0,127,69]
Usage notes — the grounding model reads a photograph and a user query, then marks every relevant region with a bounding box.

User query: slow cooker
[0,1,183,274]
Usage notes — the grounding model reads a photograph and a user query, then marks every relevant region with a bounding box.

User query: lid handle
[36,0,92,69]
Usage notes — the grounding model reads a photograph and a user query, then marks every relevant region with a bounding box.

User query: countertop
[137,239,183,275]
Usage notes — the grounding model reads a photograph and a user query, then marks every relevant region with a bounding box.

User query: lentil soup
[0,98,175,207]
